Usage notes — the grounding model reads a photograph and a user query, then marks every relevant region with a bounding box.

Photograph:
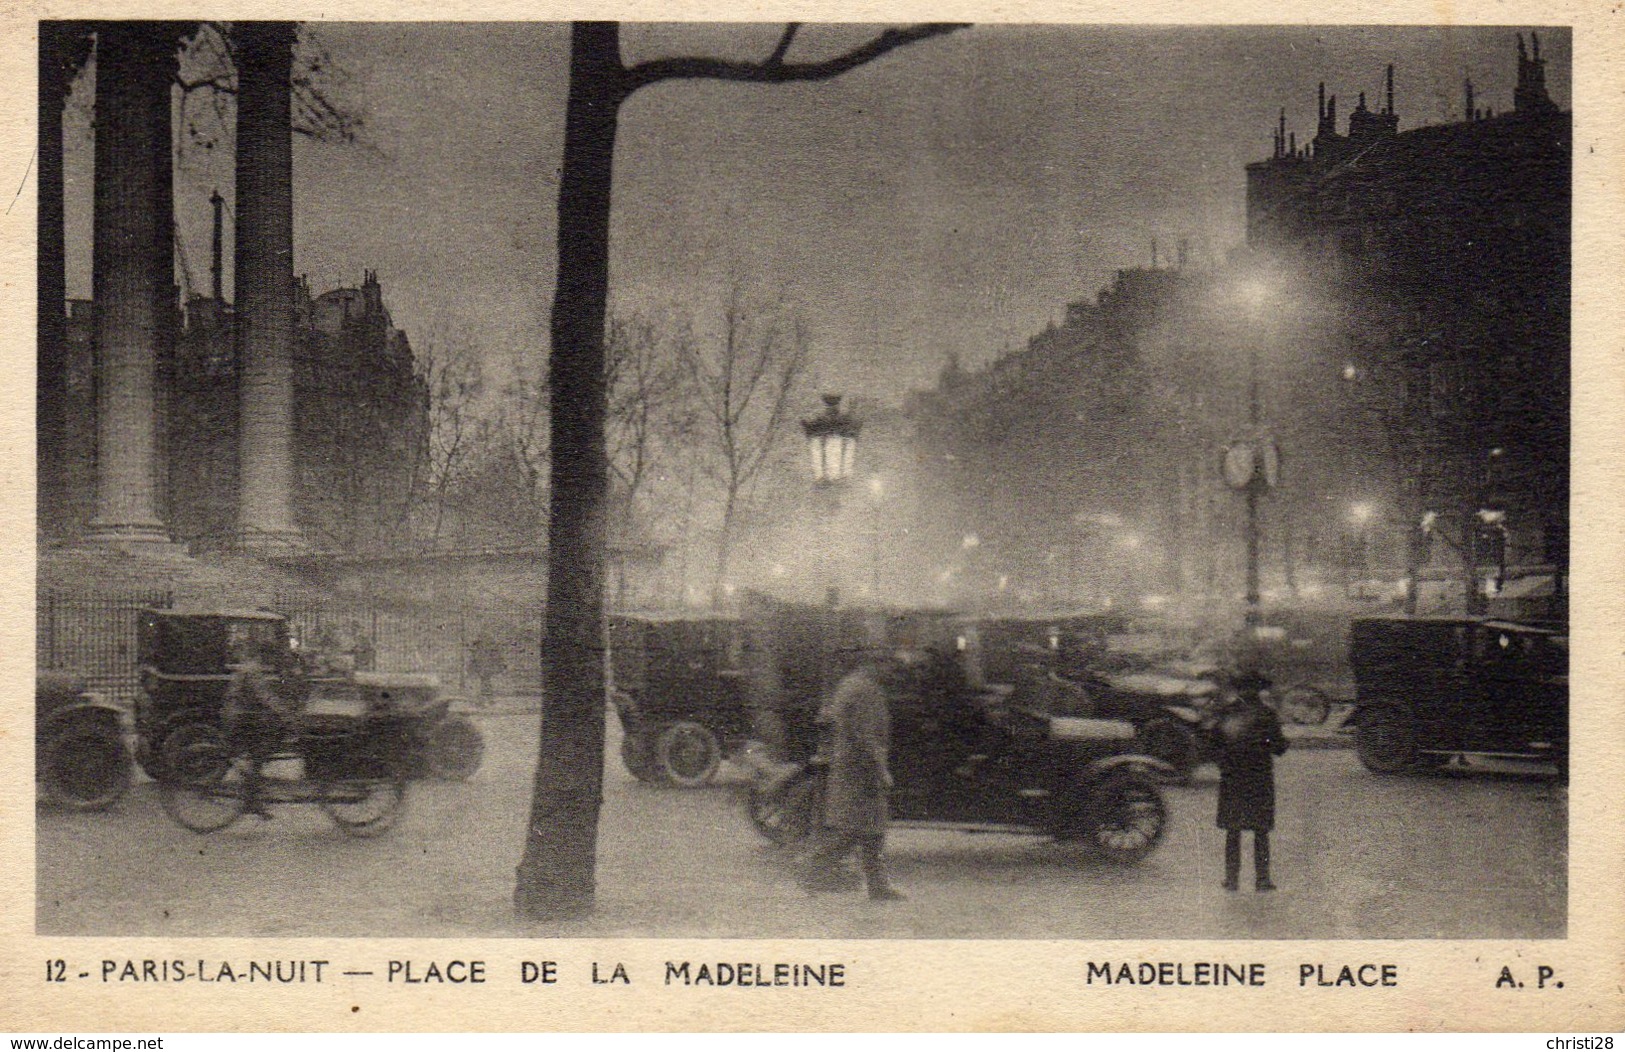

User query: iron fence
[36,588,546,703]
[36,589,175,702]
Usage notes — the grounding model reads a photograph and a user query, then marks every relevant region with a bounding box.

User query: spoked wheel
[1281,685,1332,726]
[1355,707,1417,774]
[41,724,133,812]
[746,768,818,847]
[1084,769,1168,864]
[159,742,249,833]
[423,715,484,781]
[319,774,407,837]
[1135,717,1198,781]
[655,720,722,787]
[159,720,227,781]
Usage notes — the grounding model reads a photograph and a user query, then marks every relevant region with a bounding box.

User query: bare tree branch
[622,22,968,95]
[765,23,800,67]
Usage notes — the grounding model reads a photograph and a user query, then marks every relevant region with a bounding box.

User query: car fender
[1160,703,1204,725]
[39,699,127,750]
[1085,752,1177,781]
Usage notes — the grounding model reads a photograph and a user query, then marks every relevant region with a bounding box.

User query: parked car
[609,613,753,786]
[1346,615,1567,775]
[37,671,133,811]
[135,608,484,782]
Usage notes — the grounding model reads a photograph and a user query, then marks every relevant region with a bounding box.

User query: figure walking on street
[1215,669,1289,892]
[468,634,506,703]
[801,659,906,902]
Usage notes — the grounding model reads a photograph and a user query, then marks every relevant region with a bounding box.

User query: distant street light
[1346,501,1377,596]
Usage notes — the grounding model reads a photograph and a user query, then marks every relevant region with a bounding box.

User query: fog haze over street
[59,23,1570,400]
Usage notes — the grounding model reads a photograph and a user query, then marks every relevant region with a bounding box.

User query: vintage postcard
[3,0,1622,1034]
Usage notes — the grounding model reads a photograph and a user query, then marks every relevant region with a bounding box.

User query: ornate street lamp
[801,394,861,607]
[802,394,861,485]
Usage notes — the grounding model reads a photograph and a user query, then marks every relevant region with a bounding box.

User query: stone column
[234,22,302,550]
[87,23,177,543]
[38,23,79,536]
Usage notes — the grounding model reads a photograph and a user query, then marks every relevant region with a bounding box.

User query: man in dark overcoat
[1215,670,1289,891]
[801,659,906,902]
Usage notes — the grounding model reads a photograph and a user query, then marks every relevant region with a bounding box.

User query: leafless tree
[684,290,811,606]
[415,326,488,546]
[606,308,694,516]
[516,20,966,920]
[174,21,366,154]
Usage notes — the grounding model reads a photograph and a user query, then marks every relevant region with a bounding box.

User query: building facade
[47,270,429,555]
[904,37,1568,620]
[1243,35,1568,613]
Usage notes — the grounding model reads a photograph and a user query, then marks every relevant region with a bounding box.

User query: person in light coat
[801,659,905,902]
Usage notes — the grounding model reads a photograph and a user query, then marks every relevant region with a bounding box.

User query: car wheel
[654,720,722,787]
[423,715,484,781]
[1354,707,1417,774]
[1135,717,1198,780]
[1085,769,1168,864]
[41,723,133,812]
[1281,685,1332,726]
[620,731,659,782]
[320,772,408,837]
[746,768,818,847]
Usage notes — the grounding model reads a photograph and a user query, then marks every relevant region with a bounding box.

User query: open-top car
[965,613,1224,780]
[135,608,484,782]
[1346,615,1567,776]
[744,602,1173,864]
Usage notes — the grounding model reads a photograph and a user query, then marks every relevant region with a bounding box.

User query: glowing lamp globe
[802,394,862,484]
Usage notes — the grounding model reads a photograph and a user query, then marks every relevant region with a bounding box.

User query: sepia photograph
[11,9,1620,1034]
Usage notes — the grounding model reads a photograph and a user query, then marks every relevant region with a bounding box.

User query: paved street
[37,711,1565,940]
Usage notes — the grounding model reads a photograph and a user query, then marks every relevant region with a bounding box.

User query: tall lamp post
[1222,345,1280,631]
[801,394,862,607]
[1346,501,1376,597]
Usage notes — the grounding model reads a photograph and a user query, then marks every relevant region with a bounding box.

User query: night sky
[60,22,1572,404]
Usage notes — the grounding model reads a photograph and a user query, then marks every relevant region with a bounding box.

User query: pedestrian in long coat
[1215,671,1288,891]
[801,660,905,901]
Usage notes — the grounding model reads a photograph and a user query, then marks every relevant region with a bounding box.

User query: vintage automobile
[1345,615,1567,776]
[744,605,1172,864]
[134,608,484,782]
[968,613,1224,780]
[608,613,753,786]
[36,671,133,811]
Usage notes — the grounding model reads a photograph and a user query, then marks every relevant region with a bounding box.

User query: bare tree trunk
[235,21,302,550]
[512,18,962,919]
[514,22,619,920]
[712,486,739,608]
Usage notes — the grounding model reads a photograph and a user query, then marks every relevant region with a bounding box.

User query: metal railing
[36,588,546,703]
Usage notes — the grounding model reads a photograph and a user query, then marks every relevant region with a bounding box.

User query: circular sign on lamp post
[1222,439,1281,490]
[1222,442,1256,489]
